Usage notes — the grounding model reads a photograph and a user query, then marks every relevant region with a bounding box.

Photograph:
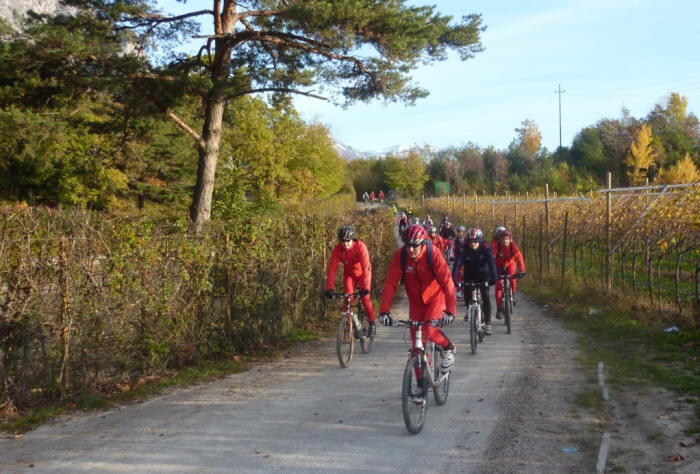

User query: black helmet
[338,226,355,241]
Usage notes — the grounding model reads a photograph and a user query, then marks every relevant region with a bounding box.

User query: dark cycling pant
[464,282,491,324]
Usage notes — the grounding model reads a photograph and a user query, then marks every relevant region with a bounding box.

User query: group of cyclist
[361,190,385,205]
[325,214,526,378]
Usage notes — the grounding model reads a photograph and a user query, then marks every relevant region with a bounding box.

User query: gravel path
[1,291,603,473]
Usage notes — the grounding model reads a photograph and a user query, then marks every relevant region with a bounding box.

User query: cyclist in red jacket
[490,229,526,319]
[326,226,376,336]
[427,226,446,254]
[378,224,457,371]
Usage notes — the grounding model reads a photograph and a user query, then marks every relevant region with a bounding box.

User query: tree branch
[166,111,206,151]
[230,88,327,100]
[193,30,378,83]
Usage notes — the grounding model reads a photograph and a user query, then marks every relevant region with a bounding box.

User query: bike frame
[498,271,513,307]
[399,320,447,389]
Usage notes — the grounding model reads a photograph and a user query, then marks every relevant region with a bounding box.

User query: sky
[158,0,700,154]
[292,0,700,153]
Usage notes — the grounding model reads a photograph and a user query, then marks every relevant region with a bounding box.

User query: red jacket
[428,234,446,253]
[380,244,457,317]
[326,240,372,290]
[490,240,526,272]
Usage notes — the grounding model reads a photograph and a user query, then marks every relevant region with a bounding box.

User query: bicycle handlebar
[395,319,440,328]
[459,281,489,288]
[498,272,525,279]
[330,290,366,299]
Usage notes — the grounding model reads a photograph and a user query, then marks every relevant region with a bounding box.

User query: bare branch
[230,88,327,100]
[121,10,213,25]
[166,111,206,151]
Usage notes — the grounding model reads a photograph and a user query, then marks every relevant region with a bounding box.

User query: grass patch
[574,387,605,414]
[522,276,700,432]
[286,328,319,344]
[1,405,66,434]
[77,394,111,410]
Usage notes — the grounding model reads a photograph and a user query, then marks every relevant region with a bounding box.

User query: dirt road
[1,291,600,473]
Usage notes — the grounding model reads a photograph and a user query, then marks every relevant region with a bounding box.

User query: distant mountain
[332,140,412,161]
[0,0,67,29]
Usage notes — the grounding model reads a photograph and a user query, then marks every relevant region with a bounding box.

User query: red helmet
[466,228,483,242]
[402,224,427,246]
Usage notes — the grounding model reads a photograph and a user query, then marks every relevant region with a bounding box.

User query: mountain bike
[462,281,487,354]
[393,319,451,434]
[332,290,373,368]
[498,269,524,335]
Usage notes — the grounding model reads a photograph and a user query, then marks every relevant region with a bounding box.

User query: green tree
[23,1,483,232]
[647,93,700,167]
[385,150,430,197]
[571,126,607,181]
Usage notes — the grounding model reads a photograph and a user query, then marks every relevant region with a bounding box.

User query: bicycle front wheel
[402,355,427,434]
[504,286,512,335]
[468,305,478,355]
[336,316,355,368]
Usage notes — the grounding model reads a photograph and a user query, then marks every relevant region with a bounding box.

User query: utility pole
[554,84,565,149]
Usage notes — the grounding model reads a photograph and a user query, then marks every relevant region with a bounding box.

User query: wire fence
[422,178,700,325]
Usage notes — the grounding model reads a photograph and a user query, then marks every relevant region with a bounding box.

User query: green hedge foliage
[0,204,395,406]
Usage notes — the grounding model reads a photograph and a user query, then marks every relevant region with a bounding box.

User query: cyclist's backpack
[400,239,437,285]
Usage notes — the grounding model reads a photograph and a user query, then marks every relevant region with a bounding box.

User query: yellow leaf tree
[657,153,700,184]
[515,119,542,162]
[624,123,657,185]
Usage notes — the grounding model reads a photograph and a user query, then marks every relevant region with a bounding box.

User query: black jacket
[452,241,497,284]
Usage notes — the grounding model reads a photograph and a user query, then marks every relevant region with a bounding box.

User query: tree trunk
[189,14,235,234]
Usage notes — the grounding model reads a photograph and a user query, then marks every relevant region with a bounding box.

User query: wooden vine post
[545,184,551,274]
[562,211,569,279]
[58,235,71,392]
[605,172,612,291]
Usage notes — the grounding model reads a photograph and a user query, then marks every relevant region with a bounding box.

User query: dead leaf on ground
[680,440,696,448]
[667,453,684,462]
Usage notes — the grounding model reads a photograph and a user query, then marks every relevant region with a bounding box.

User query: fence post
[605,172,612,291]
[473,192,478,226]
[491,198,495,233]
[538,214,544,283]
[58,235,71,392]
[562,211,569,280]
[522,215,527,258]
[545,184,551,274]
[514,195,518,228]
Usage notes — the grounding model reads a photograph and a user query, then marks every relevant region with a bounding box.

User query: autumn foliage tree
[657,153,700,184]
[624,123,658,185]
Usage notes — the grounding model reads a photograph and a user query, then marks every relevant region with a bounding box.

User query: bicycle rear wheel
[402,355,427,434]
[504,286,512,335]
[468,305,478,355]
[336,316,354,368]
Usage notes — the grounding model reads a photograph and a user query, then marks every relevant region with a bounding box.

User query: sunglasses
[406,242,423,248]
[340,239,352,243]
